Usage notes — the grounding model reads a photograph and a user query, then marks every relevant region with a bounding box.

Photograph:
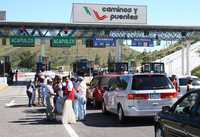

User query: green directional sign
[10,36,35,47]
[50,37,76,47]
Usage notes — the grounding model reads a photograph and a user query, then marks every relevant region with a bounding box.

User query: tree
[18,51,36,70]
[94,54,101,65]
[107,52,114,64]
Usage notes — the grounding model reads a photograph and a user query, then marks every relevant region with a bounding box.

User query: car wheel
[102,101,108,114]
[155,126,164,137]
[118,105,125,123]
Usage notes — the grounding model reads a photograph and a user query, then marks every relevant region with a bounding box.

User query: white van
[102,73,177,123]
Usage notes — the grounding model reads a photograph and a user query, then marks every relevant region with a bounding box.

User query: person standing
[41,76,48,106]
[36,71,43,105]
[54,76,63,114]
[15,70,18,84]
[187,79,193,92]
[171,75,179,93]
[46,78,56,120]
[77,77,87,121]
[26,80,36,107]
[62,77,76,124]
[71,77,79,120]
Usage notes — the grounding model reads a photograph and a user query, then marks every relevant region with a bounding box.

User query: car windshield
[132,75,174,90]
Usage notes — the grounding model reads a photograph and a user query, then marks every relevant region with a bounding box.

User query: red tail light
[128,93,149,100]
[161,92,177,99]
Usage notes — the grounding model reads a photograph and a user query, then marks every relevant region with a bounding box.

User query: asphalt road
[0,82,155,137]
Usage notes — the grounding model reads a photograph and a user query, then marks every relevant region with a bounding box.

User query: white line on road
[64,123,79,137]
[5,99,16,107]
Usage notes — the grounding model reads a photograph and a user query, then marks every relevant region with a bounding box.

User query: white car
[177,75,200,97]
[102,73,177,123]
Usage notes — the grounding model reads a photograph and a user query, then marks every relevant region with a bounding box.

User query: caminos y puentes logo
[83,6,108,21]
[83,6,138,21]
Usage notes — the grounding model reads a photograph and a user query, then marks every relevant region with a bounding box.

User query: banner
[72,3,147,25]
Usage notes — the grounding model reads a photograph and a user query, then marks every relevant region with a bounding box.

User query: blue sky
[1,0,200,26]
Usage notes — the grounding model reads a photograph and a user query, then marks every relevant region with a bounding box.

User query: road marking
[63,123,79,137]
[5,99,16,107]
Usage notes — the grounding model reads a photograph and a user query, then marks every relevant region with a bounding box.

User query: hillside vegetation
[0,40,140,71]
[192,66,200,77]
[1,37,199,73]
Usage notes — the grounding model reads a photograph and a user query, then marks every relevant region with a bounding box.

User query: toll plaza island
[0,3,200,137]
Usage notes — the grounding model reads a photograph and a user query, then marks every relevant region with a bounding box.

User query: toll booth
[0,56,11,77]
[141,62,165,73]
[108,62,128,73]
[72,59,94,76]
[36,56,51,72]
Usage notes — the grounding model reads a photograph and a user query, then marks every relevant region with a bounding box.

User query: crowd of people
[26,72,87,124]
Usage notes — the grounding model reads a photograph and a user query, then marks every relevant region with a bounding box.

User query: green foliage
[107,52,114,64]
[94,54,101,65]
[18,51,36,70]
[192,65,200,77]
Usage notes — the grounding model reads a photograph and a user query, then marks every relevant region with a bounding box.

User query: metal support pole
[115,39,122,62]
[76,39,78,59]
[186,43,190,75]
[181,48,185,75]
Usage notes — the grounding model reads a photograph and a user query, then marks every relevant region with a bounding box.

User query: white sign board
[72,3,147,25]
[0,11,6,21]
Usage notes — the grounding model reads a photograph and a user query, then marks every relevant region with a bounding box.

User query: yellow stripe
[0,84,8,92]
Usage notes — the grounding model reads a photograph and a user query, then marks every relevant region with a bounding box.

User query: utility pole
[40,38,46,61]
[186,41,191,75]
[181,47,185,75]
[115,39,122,62]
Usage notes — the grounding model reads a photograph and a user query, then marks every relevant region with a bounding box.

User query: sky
[1,0,200,26]
[1,0,200,52]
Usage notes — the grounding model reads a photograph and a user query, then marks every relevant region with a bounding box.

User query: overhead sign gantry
[0,21,200,62]
[0,22,199,40]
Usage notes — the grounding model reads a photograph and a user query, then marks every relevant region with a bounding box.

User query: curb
[0,84,8,92]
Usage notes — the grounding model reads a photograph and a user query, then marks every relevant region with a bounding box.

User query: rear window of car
[179,78,188,86]
[132,75,174,90]
[179,78,200,86]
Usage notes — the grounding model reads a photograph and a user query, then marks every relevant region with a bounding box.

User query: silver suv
[102,73,177,123]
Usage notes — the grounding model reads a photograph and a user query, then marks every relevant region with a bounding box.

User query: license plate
[150,93,160,99]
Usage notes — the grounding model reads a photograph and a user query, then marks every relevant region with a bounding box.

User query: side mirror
[162,106,171,113]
